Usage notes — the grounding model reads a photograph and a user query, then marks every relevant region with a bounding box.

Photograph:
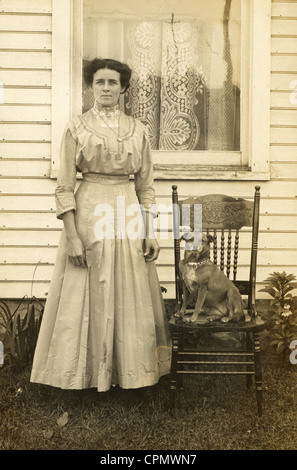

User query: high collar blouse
[55,107,157,220]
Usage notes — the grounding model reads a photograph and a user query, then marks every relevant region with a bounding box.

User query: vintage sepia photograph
[0,0,297,456]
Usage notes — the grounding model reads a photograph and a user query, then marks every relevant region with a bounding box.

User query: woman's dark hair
[83,58,132,93]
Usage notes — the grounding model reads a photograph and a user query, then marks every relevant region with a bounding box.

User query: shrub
[259,271,297,365]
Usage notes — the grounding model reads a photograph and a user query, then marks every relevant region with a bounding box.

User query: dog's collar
[187,259,211,268]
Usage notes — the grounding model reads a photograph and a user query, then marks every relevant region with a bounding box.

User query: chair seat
[169,313,266,333]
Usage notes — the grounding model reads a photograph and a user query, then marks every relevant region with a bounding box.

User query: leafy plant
[0,260,44,368]
[259,272,297,364]
[0,297,44,369]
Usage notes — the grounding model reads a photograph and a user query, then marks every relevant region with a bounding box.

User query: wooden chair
[169,185,266,415]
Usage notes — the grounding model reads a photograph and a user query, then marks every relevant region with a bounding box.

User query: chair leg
[169,329,180,411]
[253,331,263,416]
[246,332,253,389]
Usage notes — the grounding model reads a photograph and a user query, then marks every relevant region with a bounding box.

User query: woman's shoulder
[122,114,149,136]
[66,109,94,136]
[74,108,93,125]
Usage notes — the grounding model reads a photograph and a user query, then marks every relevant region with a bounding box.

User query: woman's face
[92,68,124,107]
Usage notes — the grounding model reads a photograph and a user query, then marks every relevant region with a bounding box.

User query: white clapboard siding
[0,142,51,159]
[251,197,297,213]
[271,18,297,35]
[272,2,297,17]
[0,14,51,31]
[271,73,297,91]
[0,178,57,194]
[0,230,61,246]
[3,88,51,105]
[0,1,54,300]
[270,91,297,108]
[0,282,51,299]
[270,162,297,179]
[271,110,297,127]
[0,246,57,264]
[0,32,52,50]
[0,70,52,87]
[0,0,52,13]
[0,51,51,69]
[0,195,55,211]
[271,37,297,54]
[266,0,297,295]
[270,146,297,162]
[1,213,62,229]
[271,56,297,72]
[2,264,55,281]
[0,124,51,142]
[270,127,297,145]
[0,160,51,177]
[0,105,51,122]
[269,0,297,299]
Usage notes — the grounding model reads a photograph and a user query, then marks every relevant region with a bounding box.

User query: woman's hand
[62,211,87,268]
[143,237,160,262]
[67,235,87,268]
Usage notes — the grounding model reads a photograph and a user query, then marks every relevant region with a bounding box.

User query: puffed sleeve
[134,129,158,218]
[55,123,78,220]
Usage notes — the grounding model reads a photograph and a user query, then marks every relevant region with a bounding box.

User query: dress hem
[30,364,171,392]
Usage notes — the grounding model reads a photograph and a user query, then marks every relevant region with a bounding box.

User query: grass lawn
[1,355,297,451]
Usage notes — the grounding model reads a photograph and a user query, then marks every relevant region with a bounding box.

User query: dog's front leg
[175,281,188,318]
[185,285,208,323]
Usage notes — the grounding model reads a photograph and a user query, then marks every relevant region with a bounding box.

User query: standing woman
[31,58,171,392]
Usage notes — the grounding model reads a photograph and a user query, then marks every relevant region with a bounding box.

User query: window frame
[51,0,271,181]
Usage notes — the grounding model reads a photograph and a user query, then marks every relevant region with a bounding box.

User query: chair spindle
[233,229,239,281]
[213,229,218,265]
[227,230,232,278]
[220,230,225,271]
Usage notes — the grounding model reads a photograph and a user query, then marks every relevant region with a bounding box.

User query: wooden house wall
[0,0,297,301]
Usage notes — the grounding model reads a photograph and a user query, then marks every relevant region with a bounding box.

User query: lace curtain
[83,12,240,151]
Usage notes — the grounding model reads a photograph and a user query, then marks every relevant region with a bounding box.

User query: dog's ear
[207,234,214,244]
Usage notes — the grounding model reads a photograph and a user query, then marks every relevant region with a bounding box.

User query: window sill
[153,164,271,181]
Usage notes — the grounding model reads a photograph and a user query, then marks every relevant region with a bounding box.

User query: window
[83,0,241,153]
[51,0,271,180]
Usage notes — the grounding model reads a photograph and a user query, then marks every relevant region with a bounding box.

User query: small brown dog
[176,233,244,323]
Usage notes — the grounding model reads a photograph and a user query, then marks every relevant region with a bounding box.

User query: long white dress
[30,104,172,391]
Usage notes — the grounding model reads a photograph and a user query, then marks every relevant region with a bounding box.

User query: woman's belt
[82,172,130,184]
